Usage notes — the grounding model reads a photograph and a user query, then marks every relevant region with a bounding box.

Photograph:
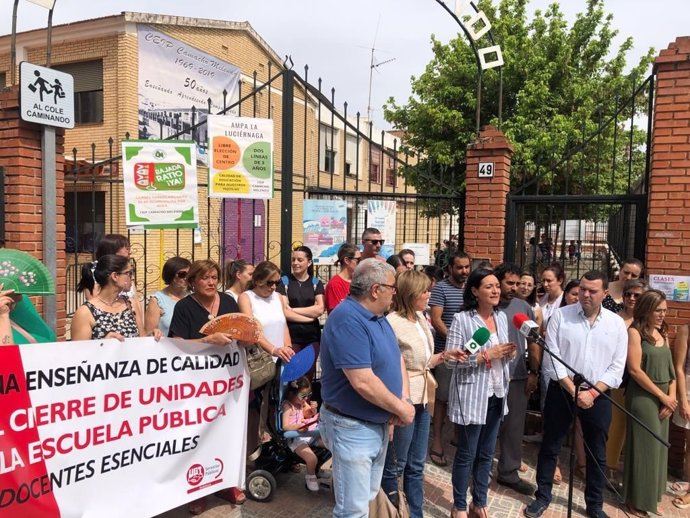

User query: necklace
[97,295,120,307]
[192,293,219,320]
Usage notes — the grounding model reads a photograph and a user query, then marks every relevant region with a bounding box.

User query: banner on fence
[0,337,249,518]
[401,243,431,266]
[367,200,397,259]
[137,25,241,161]
[122,140,199,229]
[649,274,690,302]
[303,200,347,265]
[207,115,275,199]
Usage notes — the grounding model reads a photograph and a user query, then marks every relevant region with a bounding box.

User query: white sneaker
[305,474,319,492]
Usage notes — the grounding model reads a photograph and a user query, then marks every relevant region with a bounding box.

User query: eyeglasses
[623,291,641,299]
[261,280,281,288]
[297,392,312,400]
[117,270,134,277]
[176,270,188,279]
[347,256,361,263]
[378,283,397,293]
[366,239,385,246]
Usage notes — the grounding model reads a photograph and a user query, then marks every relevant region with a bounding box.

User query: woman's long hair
[91,255,130,289]
[462,268,496,312]
[391,270,430,320]
[631,289,668,344]
[293,246,314,277]
[77,234,131,293]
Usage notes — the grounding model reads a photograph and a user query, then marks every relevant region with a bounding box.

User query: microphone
[512,313,549,352]
[444,327,490,367]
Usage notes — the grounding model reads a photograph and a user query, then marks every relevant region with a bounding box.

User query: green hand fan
[0,249,55,295]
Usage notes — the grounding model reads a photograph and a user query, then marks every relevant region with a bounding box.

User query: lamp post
[433,0,504,134]
[10,0,57,83]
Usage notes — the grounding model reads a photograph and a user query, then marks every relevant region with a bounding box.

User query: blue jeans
[451,396,503,510]
[381,404,430,518]
[320,406,388,518]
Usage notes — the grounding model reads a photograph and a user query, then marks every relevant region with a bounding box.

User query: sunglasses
[176,270,188,279]
[623,291,641,299]
[347,256,361,263]
[366,239,385,246]
[297,392,312,400]
[261,280,281,288]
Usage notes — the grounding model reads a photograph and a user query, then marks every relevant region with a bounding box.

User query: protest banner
[207,115,274,199]
[303,199,347,265]
[0,337,249,518]
[122,140,200,229]
[367,200,397,258]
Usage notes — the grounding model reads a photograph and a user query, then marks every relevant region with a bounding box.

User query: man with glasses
[320,258,415,517]
[361,227,386,262]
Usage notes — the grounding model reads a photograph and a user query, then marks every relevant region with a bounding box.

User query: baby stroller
[245,345,332,502]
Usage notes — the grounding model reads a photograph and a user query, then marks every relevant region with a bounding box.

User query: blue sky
[2,0,688,128]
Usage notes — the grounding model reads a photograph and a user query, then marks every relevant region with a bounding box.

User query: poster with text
[137,25,241,163]
[0,337,249,518]
[207,115,274,199]
[122,140,199,229]
[303,200,347,265]
[401,243,431,266]
[649,274,690,302]
[367,200,397,259]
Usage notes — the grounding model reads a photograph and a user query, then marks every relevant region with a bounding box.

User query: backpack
[281,274,319,297]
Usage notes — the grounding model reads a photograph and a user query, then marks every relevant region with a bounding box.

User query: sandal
[469,503,489,518]
[626,504,649,518]
[519,462,528,473]
[672,493,690,510]
[188,497,207,516]
[553,466,562,485]
[670,481,690,494]
[429,449,448,467]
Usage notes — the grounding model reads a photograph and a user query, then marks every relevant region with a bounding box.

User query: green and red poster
[207,115,274,199]
[122,141,199,228]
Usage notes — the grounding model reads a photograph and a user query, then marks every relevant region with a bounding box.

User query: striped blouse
[446,309,511,425]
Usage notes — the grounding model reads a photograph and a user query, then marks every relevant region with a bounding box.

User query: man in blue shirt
[320,258,415,517]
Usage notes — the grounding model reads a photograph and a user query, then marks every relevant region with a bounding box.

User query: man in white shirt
[524,271,627,518]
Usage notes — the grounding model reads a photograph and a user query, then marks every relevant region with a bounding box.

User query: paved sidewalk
[157,441,687,518]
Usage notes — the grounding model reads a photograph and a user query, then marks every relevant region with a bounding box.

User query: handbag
[369,441,410,518]
[246,345,276,390]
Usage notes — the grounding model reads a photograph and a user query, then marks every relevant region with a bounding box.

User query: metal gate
[64,63,464,316]
[505,73,654,279]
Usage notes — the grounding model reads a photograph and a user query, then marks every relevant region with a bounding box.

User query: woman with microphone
[445,268,516,518]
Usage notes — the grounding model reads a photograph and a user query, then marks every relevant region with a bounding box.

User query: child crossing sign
[20,62,74,129]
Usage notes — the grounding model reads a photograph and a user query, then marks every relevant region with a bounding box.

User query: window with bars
[319,124,339,174]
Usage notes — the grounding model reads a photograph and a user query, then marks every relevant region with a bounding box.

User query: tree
[385,0,654,197]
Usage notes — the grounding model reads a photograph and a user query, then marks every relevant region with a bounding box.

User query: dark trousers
[535,381,611,513]
[498,378,529,483]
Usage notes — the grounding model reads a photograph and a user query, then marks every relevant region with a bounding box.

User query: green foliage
[384,0,655,197]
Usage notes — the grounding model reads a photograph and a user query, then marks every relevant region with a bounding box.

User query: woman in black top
[278,246,325,378]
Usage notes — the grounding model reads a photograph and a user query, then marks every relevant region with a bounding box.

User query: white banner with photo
[0,337,249,518]
[367,200,397,259]
[137,25,241,162]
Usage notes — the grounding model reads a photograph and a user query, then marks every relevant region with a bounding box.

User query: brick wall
[648,36,690,477]
[464,125,513,265]
[0,86,67,338]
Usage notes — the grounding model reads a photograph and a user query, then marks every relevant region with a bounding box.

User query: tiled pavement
[157,441,687,518]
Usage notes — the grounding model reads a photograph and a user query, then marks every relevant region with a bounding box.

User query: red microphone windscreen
[512,313,529,328]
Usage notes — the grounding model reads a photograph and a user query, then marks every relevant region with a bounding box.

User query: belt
[323,403,378,425]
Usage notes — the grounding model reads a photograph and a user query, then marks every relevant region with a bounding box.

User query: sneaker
[305,474,319,492]
[524,499,549,518]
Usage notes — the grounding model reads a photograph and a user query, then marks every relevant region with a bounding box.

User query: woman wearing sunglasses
[325,243,361,313]
[71,254,150,341]
[144,256,192,337]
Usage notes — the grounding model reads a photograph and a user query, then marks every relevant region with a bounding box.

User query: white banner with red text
[0,337,249,518]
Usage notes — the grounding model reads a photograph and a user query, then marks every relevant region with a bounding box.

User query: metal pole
[279,69,294,273]
[42,126,57,331]
[46,7,54,67]
[10,0,20,85]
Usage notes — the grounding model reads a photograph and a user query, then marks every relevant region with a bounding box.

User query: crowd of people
[1,231,689,518]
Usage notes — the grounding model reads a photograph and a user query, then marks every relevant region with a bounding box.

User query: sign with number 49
[478,162,494,178]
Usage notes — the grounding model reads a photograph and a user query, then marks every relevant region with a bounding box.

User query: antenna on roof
[366,16,396,122]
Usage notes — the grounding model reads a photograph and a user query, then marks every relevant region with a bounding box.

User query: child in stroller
[281,377,322,492]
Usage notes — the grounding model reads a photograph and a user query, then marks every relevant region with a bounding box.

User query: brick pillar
[464,125,513,265]
[648,37,690,478]
[0,86,67,339]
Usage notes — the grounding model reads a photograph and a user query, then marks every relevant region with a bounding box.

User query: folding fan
[0,249,55,295]
[199,313,262,342]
